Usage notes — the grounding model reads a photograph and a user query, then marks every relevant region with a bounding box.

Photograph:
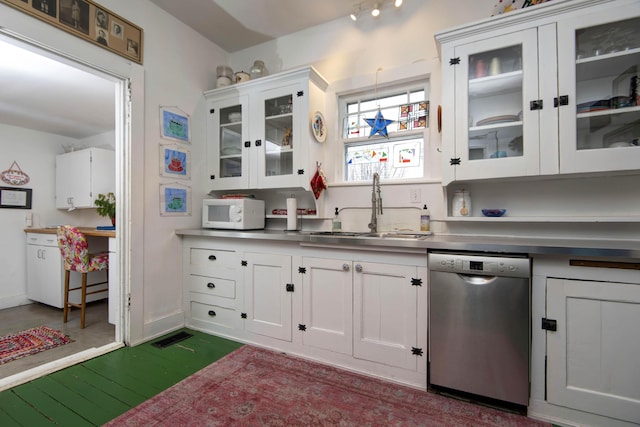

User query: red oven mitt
[310,164,327,200]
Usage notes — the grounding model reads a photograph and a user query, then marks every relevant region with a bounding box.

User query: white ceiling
[0,0,368,139]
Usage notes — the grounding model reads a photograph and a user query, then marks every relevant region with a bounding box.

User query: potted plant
[94,192,116,226]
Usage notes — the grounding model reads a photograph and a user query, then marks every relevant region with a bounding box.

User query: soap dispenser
[332,207,342,232]
[420,204,430,232]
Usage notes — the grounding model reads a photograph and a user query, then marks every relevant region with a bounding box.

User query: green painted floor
[0,329,242,426]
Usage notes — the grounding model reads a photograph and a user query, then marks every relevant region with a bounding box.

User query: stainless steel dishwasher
[428,251,531,408]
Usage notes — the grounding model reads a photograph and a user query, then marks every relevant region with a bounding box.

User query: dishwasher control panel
[428,252,530,278]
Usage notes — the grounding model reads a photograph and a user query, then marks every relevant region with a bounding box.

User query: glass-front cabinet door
[558,6,640,174]
[208,95,250,190]
[452,28,540,181]
[253,84,302,188]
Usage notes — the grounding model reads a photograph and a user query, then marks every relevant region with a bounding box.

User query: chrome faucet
[368,172,383,232]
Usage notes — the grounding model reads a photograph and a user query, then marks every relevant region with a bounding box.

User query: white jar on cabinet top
[451,190,471,217]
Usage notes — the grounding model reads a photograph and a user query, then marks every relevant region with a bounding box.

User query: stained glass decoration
[365,109,394,138]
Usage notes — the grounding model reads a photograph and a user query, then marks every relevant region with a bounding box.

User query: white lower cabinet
[182,237,428,388]
[300,257,353,355]
[546,277,640,424]
[353,261,423,371]
[243,252,292,341]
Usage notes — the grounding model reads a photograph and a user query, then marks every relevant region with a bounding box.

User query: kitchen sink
[303,231,431,240]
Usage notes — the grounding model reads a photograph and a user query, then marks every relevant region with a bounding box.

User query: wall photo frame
[160,106,191,144]
[0,187,33,209]
[160,144,190,179]
[159,183,191,217]
[0,0,143,64]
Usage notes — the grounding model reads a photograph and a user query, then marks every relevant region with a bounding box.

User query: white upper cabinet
[436,0,640,185]
[204,67,328,191]
[55,147,115,209]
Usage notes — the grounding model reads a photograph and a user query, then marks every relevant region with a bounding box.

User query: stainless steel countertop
[175,228,640,259]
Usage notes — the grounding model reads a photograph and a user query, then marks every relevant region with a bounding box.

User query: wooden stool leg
[81,272,88,329]
[63,270,71,323]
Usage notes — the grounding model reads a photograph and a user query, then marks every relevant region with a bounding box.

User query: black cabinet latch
[541,318,557,331]
[298,324,306,331]
[241,260,247,266]
[530,99,543,110]
[241,313,247,319]
[298,267,306,274]
[554,95,569,107]
[286,283,295,292]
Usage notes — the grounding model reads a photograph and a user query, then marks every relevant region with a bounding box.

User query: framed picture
[0,0,143,64]
[160,106,191,144]
[0,187,32,209]
[159,183,191,216]
[160,144,190,179]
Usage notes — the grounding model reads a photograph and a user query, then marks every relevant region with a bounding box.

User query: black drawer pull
[207,282,215,289]
[208,310,216,317]
[208,255,217,261]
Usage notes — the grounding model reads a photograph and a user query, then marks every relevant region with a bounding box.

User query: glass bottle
[250,60,267,79]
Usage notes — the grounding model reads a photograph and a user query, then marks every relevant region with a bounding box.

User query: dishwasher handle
[457,273,498,285]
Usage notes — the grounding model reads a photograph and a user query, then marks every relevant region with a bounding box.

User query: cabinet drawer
[26,233,58,246]
[189,248,237,273]
[187,274,235,299]
[189,299,238,330]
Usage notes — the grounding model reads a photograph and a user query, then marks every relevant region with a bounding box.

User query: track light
[349,0,403,22]
[371,2,380,17]
[350,5,360,21]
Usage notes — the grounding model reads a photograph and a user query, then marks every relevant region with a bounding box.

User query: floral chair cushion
[57,226,109,273]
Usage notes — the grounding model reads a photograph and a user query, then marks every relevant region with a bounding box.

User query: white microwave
[202,198,265,230]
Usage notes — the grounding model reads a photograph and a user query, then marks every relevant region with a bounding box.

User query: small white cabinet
[353,261,425,371]
[243,251,292,341]
[25,232,108,309]
[436,0,640,185]
[204,67,327,191]
[55,147,115,209]
[546,277,640,424]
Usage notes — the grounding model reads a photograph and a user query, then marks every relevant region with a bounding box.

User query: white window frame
[339,79,430,183]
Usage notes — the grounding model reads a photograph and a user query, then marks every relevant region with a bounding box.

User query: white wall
[0,0,227,341]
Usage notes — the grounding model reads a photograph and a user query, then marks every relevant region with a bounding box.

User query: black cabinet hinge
[209,108,215,114]
[241,312,247,319]
[411,278,422,287]
[298,324,306,331]
[241,260,247,266]
[297,91,304,97]
[297,169,304,175]
[244,140,251,147]
[210,174,215,180]
[286,283,295,292]
[450,157,461,166]
[298,267,306,274]
[530,99,543,110]
[449,57,460,65]
[541,318,557,331]
[255,139,262,147]
[411,347,423,356]
[554,95,569,107]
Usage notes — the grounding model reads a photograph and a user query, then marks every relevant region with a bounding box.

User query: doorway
[0,33,129,388]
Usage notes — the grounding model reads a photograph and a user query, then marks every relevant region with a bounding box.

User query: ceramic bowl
[482,209,506,217]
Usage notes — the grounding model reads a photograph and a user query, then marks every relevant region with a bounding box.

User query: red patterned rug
[0,325,73,365]
[105,345,550,426]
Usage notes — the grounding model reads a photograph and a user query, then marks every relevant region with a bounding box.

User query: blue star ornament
[365,109,394,138]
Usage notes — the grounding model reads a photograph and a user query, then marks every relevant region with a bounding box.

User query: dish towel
[310,163,327,200]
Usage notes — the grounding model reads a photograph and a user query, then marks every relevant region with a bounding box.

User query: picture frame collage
[0,0,143,64]
[159,106,191,216]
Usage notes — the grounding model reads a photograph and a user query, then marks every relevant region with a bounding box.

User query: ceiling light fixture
[371,2,380,17]
[349,0,402,22]
[350,5,360,21]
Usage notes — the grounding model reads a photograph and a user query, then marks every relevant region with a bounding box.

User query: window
[341,81,429,182]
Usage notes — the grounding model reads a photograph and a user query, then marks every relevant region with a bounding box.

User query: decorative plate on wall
[311,111,327,143]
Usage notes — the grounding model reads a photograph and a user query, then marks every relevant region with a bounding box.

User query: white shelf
[445,215,640,223]
[469,71,522,97]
